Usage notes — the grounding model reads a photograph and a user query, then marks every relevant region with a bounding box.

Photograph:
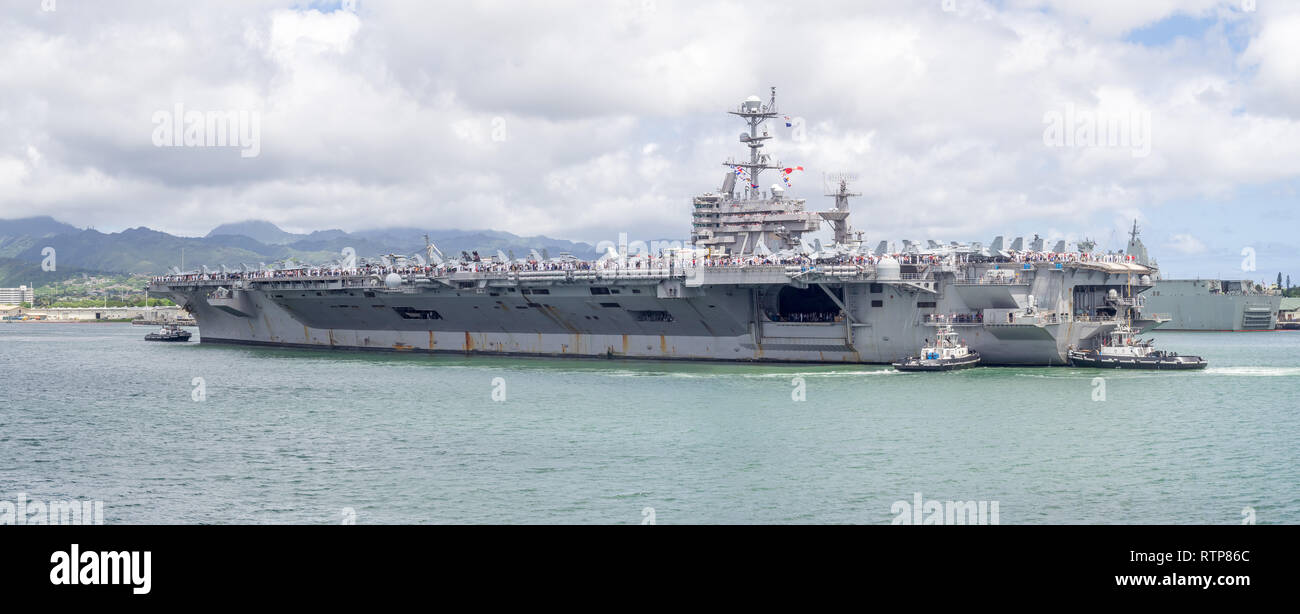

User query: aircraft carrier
[149,88,1176,365]
[1121,223,1281,331]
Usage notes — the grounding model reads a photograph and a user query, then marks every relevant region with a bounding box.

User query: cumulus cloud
[0,0,1296,270]
[1165,233,1208,254]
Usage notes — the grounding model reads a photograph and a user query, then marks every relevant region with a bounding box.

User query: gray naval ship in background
[1121,222,1281,331]
[150,88,1186,366]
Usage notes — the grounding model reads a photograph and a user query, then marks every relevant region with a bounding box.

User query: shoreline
[1,319,139,324]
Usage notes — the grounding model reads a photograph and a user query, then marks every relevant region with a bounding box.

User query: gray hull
[1144,279,1280,331]
[151,262,1146,366]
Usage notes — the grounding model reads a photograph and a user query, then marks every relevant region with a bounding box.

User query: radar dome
[1107,289,1118,299]
[384,273,402,289]
[743,95,762,111]
[1140,275,1152,285]
[876,257,901,281]
[771,184,784,198]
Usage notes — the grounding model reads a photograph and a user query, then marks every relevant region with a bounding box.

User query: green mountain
[0,217,599,277]
[0,257,112,288]
[206,220,324,245]
[0,215,82,259]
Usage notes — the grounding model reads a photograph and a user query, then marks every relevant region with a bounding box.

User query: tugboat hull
[892,352,981,372]
[1067,351,1205,370]
[144,331,193,342]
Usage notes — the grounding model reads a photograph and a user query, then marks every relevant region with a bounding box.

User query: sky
[0,0,1296,281]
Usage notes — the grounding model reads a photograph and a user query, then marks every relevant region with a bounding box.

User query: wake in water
[1203,366,1300,377]
[1011,366,1300,379]
[739,370,898,379]
[601,369,898,379]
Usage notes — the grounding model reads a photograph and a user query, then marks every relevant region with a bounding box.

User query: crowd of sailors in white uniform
[151,247,1143,284]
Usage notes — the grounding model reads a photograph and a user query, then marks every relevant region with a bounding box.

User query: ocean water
[1,323,1297,524]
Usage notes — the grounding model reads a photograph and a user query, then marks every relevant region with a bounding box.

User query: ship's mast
[1126,272,1134,336]
[821,173,860,246]
[725,87,785,197]
[1124,218,1152,267]
[692,87,826,255]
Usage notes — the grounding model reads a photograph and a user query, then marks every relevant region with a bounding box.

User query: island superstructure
[150,88,1176,365]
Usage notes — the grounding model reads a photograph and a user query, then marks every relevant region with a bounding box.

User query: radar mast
[690,87,824,255]
[820,172,860,246]
[725,87,786,197]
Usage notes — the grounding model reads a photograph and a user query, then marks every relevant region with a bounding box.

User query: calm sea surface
[2,323,1297,524]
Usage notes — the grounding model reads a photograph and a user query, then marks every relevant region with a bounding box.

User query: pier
[0,306,186,322]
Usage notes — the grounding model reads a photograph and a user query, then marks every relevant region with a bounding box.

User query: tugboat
[1067,324,1206,370]
[144,324,192,342]
[893,326,981,372]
